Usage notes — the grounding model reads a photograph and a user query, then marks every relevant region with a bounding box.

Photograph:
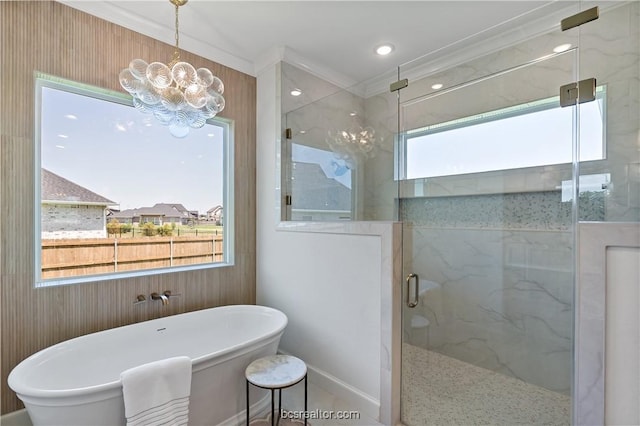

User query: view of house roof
[207,205,223,214]
[291,162,351,210]
[111,203,195,219]
[41,168,116,205]
[154,203,189,214]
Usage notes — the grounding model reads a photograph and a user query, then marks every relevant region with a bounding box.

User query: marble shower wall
[279,3,638,224]
[576,2,640,222]
[399,192,602,394]
[383,3,638,395]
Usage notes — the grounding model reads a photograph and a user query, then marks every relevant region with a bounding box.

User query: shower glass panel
[576,2,640,224]
[281,62,399,221]
[398,26,581,425]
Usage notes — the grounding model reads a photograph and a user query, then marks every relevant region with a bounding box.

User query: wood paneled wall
[0,2,256,414]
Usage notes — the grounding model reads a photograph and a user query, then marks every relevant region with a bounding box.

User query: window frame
[34,72,234,288]
[399,86,607,181]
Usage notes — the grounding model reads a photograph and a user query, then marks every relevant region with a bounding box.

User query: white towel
[120,356,192,426]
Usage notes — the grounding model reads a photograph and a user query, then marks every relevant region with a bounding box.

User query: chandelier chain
[171,3,181,67]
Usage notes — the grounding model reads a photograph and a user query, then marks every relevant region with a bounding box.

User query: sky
[406,97,605,179]
[292,143,352,189]
[41,86,225,214]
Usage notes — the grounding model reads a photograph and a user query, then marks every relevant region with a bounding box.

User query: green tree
[107,218,120,235]
[157,224,173,236]
[141,221,156,236]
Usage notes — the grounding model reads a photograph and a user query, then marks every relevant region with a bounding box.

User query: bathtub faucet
[150,292,169,306]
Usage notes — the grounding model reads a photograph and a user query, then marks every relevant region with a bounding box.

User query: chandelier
[326,120,378,169]
[118,0,225,138]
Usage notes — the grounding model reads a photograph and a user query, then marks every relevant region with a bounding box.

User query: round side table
[245,354,307,426]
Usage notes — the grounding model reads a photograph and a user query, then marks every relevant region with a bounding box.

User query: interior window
[290,143,352,221]
[36,74,233,287]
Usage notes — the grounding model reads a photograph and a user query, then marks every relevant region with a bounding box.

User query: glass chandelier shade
[119,0,225,138]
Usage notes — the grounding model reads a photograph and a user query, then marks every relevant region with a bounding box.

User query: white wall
[256,62,400,424]
[576,222,640,424]
[605,246,640,425]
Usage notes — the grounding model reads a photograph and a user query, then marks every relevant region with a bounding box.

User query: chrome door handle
[406,273,419,308]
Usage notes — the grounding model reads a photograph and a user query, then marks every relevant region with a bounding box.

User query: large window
[403,87,606,179]
[35,74,233,287]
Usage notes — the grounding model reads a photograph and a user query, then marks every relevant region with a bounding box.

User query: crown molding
[57,0,255,76]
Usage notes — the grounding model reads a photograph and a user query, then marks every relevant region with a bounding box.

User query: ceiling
[60,1,592,86]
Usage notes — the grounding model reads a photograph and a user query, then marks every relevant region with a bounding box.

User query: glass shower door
[398,42,582,424]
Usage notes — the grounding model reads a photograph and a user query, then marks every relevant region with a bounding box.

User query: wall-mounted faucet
[150,290,180,306]
[150,292,169,306]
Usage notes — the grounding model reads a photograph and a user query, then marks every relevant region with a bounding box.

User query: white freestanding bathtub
[8,304,287,426]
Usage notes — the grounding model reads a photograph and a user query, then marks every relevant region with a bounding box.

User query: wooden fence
[41,235,223,279]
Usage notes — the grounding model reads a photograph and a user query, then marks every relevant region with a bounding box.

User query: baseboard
[219,393,271,426]
[279,350,380,421]
[0,409,32,426]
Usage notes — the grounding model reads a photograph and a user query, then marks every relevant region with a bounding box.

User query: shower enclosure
[397,19,580,426]
[281,1,639,424]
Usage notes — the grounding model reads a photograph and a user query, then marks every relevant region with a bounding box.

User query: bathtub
[8,304,287,426]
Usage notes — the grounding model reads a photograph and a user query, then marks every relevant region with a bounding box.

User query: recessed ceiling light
[299,130,306,134]
[290,89,302,96]
[55,145,65,149]
[64,114,77,120]
[375,44,394,56]
[57,134,68,139]
[553,43,572,53]
[431,83,444,90]
[349,111,357,117]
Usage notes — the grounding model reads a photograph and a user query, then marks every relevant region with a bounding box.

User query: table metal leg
[276,388,281,426]
[271,389,275,426]
[304,374,308,426]
[246,380,250,426]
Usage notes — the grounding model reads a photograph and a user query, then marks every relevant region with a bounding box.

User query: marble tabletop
[246,355,307,388]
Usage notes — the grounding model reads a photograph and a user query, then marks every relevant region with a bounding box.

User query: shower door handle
[406,273,419,308]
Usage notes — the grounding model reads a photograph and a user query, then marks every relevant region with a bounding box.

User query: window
[289,143,352,221]
[402,86,606,179]
[35,74,233,287]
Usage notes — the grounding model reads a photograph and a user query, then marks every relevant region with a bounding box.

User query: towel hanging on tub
[120,356,192,426]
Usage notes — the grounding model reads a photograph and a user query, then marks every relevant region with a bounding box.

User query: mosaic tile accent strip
[400,191,604,230]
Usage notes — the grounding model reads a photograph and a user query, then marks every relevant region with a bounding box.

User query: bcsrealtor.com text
[281,409,361,420]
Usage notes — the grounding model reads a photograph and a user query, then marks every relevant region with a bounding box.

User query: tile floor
[264,344,571,426]
[251,379,383,426]
[401,343,570,426]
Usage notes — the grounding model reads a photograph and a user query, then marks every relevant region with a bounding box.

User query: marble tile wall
[399,191,599,394]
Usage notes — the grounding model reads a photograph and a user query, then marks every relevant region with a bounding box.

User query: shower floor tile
[401,343,571,425]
